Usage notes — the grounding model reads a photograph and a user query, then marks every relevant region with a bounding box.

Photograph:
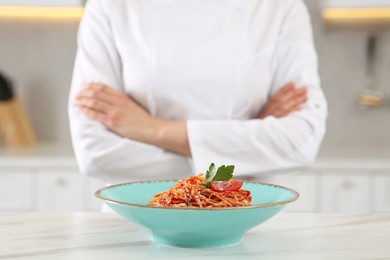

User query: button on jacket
[69,0,327,183]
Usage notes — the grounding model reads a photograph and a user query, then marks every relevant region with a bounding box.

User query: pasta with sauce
[149,174,252,208]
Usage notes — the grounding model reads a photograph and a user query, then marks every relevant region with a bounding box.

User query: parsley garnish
[205,163,235,188]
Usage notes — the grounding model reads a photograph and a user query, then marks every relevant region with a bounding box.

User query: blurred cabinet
[35,171,105,212]
[373,173,390,213]
[274,169,384,214]
[320,171,371,213]
[0,165,389,213]
[0,170,33,211]
[36,171,85,212]
[85,178,105,211]
[273,172,319,212]
[35,169,104,212]
[0,166,105,212]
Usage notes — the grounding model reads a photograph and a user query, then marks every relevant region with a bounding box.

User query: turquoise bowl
[95,181,299,248]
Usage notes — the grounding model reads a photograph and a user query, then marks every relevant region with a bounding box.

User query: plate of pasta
[95,163,299,247]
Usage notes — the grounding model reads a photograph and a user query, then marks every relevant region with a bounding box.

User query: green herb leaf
[213,165,235,182]
[205,163,235,188]
[206,163,217,184]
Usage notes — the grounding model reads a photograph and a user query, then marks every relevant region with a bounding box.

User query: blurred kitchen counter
[316,143,390,169]
[1,212,389,260]
[0,144,388,213]
[0,143,77,168]
[0,142,389,169]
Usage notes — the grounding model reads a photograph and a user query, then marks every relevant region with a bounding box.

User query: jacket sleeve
[68,0,191,183]
[186,0,328,175]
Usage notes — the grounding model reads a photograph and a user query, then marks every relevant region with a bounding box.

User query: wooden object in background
[0,98,36,146]
[322,8,390,29]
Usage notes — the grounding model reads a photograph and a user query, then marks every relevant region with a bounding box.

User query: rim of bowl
[95,180,300,210]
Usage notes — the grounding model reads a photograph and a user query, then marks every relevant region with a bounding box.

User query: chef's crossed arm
[184,0,327,174]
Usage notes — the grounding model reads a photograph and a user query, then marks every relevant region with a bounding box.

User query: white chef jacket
[69,0,327,183]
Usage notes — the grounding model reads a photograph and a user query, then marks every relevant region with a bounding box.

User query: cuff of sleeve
[187,120,208,174]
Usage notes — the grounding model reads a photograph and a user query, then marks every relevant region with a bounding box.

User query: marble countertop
[0,143,389,169]
[1,212,389,260]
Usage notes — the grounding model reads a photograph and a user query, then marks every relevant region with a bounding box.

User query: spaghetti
[149,174,252,208]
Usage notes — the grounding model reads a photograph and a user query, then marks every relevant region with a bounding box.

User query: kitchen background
[0,0,389,213]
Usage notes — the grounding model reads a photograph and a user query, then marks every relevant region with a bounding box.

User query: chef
[69,0,327,184]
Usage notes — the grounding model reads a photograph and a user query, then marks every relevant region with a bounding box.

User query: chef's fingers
[259,84,295,118]
[273,94,308,118]
[273,95,307,117]
[273,105,302,118]
[262,87,306,117]
[260,87,307,119]
[75,97,112,114]
[76,86,117,105]
[80,107,109,125]
[271,86,306,105]
[273,82,295,97]
[86,83,124,98]
[259,102,275,119]
[263,83,295,115]
[274,104,303,117]
[281,88,308,109]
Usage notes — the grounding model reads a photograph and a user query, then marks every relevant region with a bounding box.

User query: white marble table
[1,213,389,260]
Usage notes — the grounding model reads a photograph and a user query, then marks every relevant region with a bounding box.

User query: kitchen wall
[0,20,77,142]
[0,0,389,146]
[307,1,390,147]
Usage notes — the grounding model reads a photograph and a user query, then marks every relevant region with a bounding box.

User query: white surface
[1,213,389,260]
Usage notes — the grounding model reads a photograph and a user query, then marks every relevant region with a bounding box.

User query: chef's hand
[74,83,157,141]
[259,82,308,119]
[74,83,191,156]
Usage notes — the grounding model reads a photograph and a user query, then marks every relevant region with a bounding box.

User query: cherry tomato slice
[210,180,243,192]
